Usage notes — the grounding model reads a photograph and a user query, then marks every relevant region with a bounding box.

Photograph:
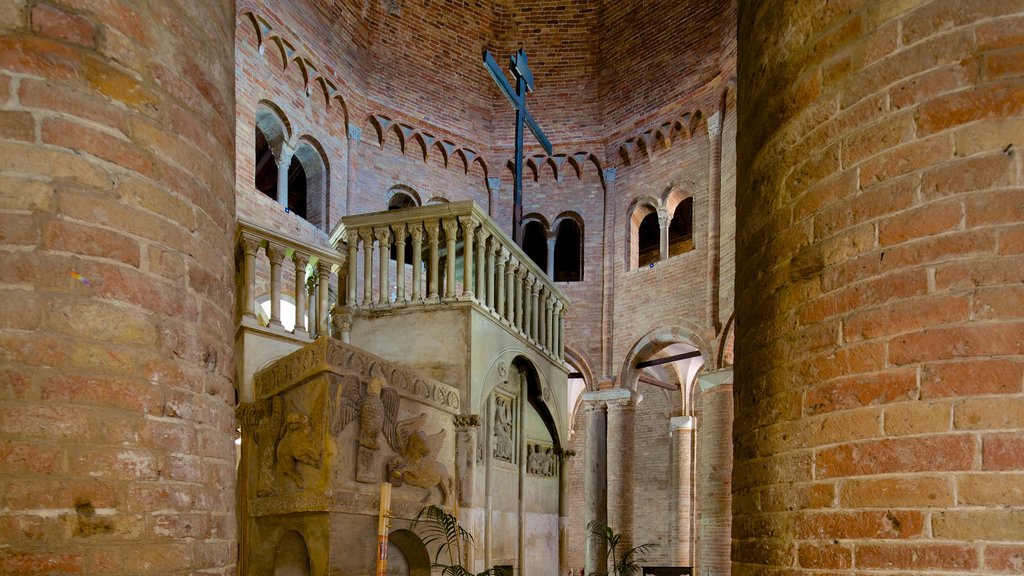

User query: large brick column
[695,369,732,576]
[0,1,236,573]
[736,1,1024,574]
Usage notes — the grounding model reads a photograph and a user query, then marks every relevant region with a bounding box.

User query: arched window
[553,217,583,282]
[388,189,419,262]
[254,129,277,199]
[388,192,418,210]
[288,140,329,230]
[637,212,660,268]
[522,220,547,272]
[668,197,694,256]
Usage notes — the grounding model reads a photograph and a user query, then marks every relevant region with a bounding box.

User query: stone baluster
[392,223,406,304]
[292,251,309,336]
[266,243,286,327]
[359,228,374,306]
[460,217,478,300]
[538,287,548,352]
[346,230,358,307]
[317,260,331,336]
[506,257,517,327]
[410,223,423,302]
[442,218,458,301]
[495,248,508,319]
[486,235,498,310]
[376,227,392,306]
[425,220,440,302]
[240,234,260,319]
[513,264,525,333]
[529,278,540,341]
[557,302,565,359]
[545,294,555,353]
[475,227,488,304]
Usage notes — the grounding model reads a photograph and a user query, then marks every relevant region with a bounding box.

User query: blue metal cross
[483,49,553,245]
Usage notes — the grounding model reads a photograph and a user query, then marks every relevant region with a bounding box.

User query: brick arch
[618,323,714,395]
[386,184,422,208]
[291,136,330,230]
[625,195,661,270]
[256,100,291,146]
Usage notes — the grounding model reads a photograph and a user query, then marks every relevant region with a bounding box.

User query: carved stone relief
[526,442,556,477]
[493,395,514,463]
[276,405,322,489]
[386,413,453,503]
[335,364,400,483]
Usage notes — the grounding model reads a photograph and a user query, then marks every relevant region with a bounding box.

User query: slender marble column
[425,221,440,301]
[346,230,358,306]
[460,216,477,299]
[495,248,508,319]
[239,235,260,319]
[486,238,498,310]
[475,227,488,303]
[583,397,607,575]
[410,223,423,301]
[376,227,391,306]
[275,144,293,208]
[658,207,669,262]
[513,265,525,333]
[316,260,331,336]
[546,235,556,279]
[292,252,309,336]
[442,219,458,301]
[392,223,406,303]
[266,243,286,327]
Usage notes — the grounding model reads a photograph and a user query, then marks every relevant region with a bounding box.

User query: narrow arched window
[522,221,547,272]
[286,156,307,219]
[668,197,694,256]
[254,128,277,199]
[637,212,660,268]
[388,191,418,262]
[288,140,329,230]
[553,218,582,282]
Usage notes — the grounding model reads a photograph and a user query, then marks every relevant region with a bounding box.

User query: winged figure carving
[334,364,400,451]
[386,413,453,503]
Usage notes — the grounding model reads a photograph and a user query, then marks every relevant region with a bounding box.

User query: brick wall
[736,1,1024,573]
[0,1,237,573]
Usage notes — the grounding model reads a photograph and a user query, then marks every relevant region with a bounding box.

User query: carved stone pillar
[316,260,331,336]
[359,228,374,306]
[671,416,694,566]
[346,230,358,306]
[524,276,535,340]
[546,234,556,279]
[582,396,607,575]
[529,279,540,341]
[275,144,294,208]
[495,248,508,319]
[292,252,309,336]
[513,264,525,333]
[442,218,458,301]
[375,227,392,306]
[240,234,260,319]
[606,391,637,550]
[544,292,554,353]
[392,223,406,304]
[454,414,481,506]
[266,243,286,327]
[332,309,352,344]
[658,207,669,262]
[460,216,478,299]
[475,227,488,303]
[410,223,423,301]
[425,220,440,301]
[559,449,576,576]
[556,302,565,359]
[538,287,548,352]
[485,236,497,310]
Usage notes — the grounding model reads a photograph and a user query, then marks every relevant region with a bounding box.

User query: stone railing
[236,218,345,339]
[333,201,568,362]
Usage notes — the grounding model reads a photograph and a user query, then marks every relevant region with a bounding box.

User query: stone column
[695,369,732,576]
[556,302,565,360]
[292,252,309,336]
[517,372,528,576]
[545,296,555,353]
[266,243,286,327]
[317,260,332,336]
[559,449,577,576]
[460,217,478,299]
[657,207,669,262]
[706,111,723,333]
[410,223,423,301]
[670,416,694,566]
[582,395,608,575]
[484,232,497,309]
[475,226,488,302]
[495,248,508,318]
[345,123,360,214]
[546,235,556,279]
[454,415,481,506]
[513,264,525,333]
[425,220,440,301]
[601,168,617,379]
[392,223,406,304]
[346,229,358,306]
[240,234,261,319]
[275,143,294,208]
[442,218,459,301]
[359,228,374,306]
[375,227,391,306]
[524,277,536,340]
[606,390,636,549]
[538,288,548,352]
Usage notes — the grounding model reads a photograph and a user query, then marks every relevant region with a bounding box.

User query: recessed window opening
[637,212,660,268]
[388,192,418,262]
[255,129,277,200]
[522,221,547,272]
[553,219,582,282]
[668,196,694,257]
[287,156,308,220]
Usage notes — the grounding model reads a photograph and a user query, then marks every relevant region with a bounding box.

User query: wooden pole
[375,482,392,576]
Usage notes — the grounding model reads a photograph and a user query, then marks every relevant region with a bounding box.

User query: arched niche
[387,529,430,576]
[273,530,311,576]
[290,138,330,230]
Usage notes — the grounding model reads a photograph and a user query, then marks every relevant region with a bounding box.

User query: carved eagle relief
[334,365,400,451]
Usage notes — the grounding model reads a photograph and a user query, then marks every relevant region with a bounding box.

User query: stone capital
[441,218,459,238]
[390,223,407,244]
[458,215,479,232]
[670,415,695,433]
[347,123,362,141]
[707,110,722,138]
[357,228,374,245]
[559,449,577,460]
[265,243,287,264]
[486,176,500,192]
[373,226,392,245]
[409,223,423,243]
[453,414,481,428]
[603,167,617,183]
[424,221,440,241]
[316,260,333,277]
[240,234,261,256]
[291,251,310,268]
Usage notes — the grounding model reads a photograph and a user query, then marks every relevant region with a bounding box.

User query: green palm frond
[412,505,498,576]
[586,520,658,576]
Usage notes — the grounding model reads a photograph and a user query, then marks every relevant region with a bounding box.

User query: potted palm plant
[586,521,657,576]
[411,505,500,576]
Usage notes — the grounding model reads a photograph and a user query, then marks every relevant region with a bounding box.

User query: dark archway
[522,220,548,272]
[273,530,311,576]
[255,128,277,199]
[553,217,583,282]
[637,212,660,268]
[668,197,694,257]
